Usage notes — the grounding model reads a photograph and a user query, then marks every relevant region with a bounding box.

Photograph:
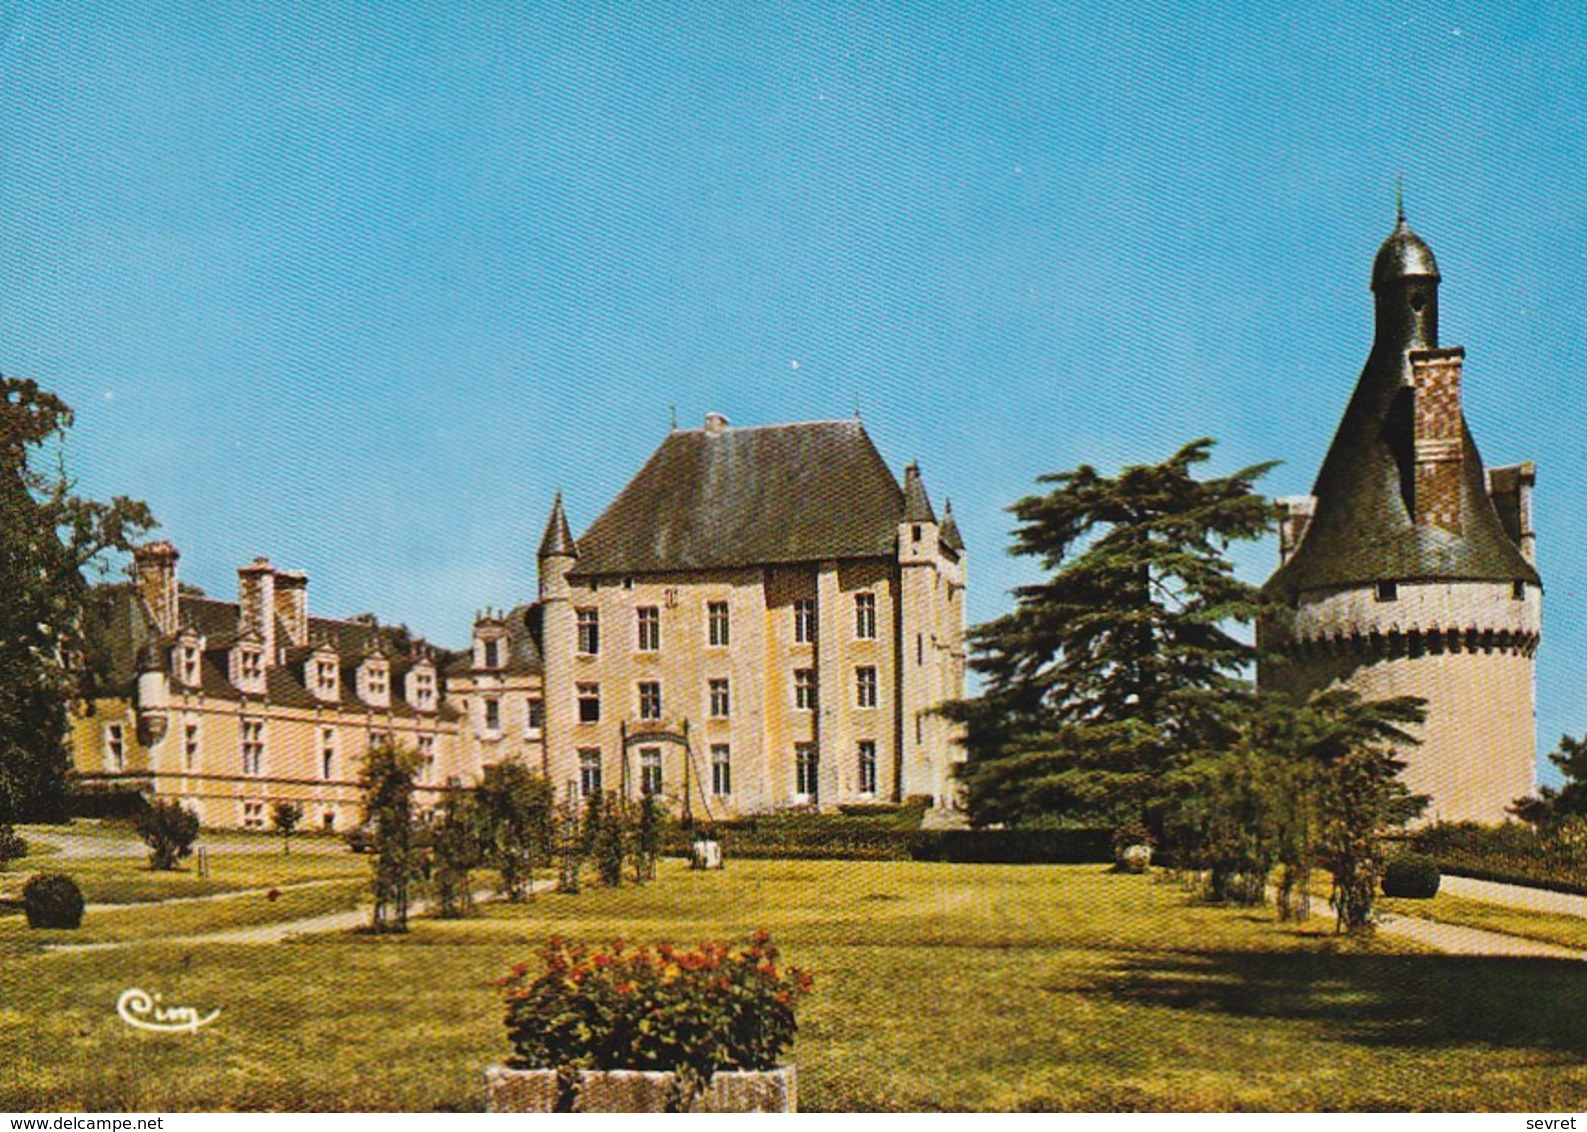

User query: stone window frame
[576,608,600,655]
[794,668,817,711]
[577,682,601,724]
[854,592,877,640]
[636,606,661,652]
[794,742,819,801]
[416,733,436,781]
[410,666,437,713]
[240,718,266,776]
[857,740,878,796]
[639,746,663,796]
[707,601,731,648]
[711,743,732,797]
[320,726,337,780]
[855,665,878,709]
[638,681,663,721]
[708,677,731,719]
[794,599,817,645]
[104,721,126,772]
[525,697,544,735]
[578,748,603,797]
[183,719,200,771]
[483,695,503,734]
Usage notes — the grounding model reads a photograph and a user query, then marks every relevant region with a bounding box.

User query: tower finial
[1395,175,1405,224]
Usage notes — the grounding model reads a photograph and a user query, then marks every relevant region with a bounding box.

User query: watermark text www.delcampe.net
[12,1120,164,1130]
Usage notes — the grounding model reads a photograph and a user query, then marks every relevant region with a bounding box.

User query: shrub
[133,798,201,870]
[1117,844,1153,874]
[499,932,812,1111]
[0,825,28,869]
[1381,853,1441,899]
[22,873,85,929]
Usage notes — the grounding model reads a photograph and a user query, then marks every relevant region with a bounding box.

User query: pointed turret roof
[940,498,965,552]
[538,492,577,559]
[901,462,936,523]
[1266,219,1538,597]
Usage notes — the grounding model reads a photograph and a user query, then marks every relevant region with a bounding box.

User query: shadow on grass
[1091,948,1587,1051]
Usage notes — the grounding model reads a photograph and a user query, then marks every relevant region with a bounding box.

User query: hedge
[669,822,1114,864]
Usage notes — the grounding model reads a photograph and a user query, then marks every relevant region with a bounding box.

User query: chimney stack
[237,558,277,662]
[1409,346,1466,535]
[134,542,181,637]
[274,570,309,647]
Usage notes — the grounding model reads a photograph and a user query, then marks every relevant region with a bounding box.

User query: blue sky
[4,2,1585,782]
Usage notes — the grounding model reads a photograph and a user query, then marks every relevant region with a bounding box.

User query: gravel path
[1438,873,1587,918]
[1373,912,1587,959]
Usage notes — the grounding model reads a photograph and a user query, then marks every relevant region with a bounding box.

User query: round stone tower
[1261,210,1542,824]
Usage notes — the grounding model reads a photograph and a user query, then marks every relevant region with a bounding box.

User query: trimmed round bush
[1381,854,1441,899]
[22,873,85,929]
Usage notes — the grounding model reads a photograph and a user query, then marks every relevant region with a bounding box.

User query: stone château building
[70,415,966,826]
[1261,211,1542,824]
[537,415,967,818]
[73,544,463,830]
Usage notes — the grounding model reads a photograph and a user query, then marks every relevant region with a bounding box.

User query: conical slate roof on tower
[538,492,577,559]
[1265,214,1539,596]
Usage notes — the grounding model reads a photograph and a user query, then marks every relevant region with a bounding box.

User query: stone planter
[484,1064,796,1113]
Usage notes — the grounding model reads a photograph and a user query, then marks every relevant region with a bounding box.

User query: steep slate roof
[569,420,909,576]
[1266,219,1539,597]
[83,585,457,720]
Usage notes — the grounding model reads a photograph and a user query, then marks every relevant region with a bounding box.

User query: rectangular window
[709,678,731,718]
[638,681,663,720]
[708,601,730,647]
[183,721,200,771]
[243,800,265,829]
[858,740,877,795]
[315,659,338,698]
[577,608,600,655]
[105,722,126,772]
[241,719,265,776]
[367,665,389,698]
[794,599,817,644]
[320,727,336,780]
[181,645,200,686]
[1376,581,1399,603]
[526,697,544,734]
[577,683,601,723]
[795,743,819,800]
[916,634,924,666]
[855,592,877,640]
[794,668,817,711]
[856,665,878,709]
[637,606,661,651]
[579,748,603,797]
[417,734,435,781]
[484,696,502,732]
[412,669,436,712]
[482,638,501,669]
[240,647,263,683]
[711,744,732,796]
[640,747,662,796]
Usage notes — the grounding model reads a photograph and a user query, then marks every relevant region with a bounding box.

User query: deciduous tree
[1,375,154,822]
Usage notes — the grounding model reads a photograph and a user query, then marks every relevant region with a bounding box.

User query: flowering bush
[498,932,812,1106]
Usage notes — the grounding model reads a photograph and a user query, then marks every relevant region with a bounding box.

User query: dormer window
[308,648,340,702]
[232,641,266,694]
[176,630,203,688]
[358,656,391,708]
[483,638,501,669]
[409,665,437,713]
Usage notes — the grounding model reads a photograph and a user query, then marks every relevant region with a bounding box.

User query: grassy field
[4,855,1587,1111]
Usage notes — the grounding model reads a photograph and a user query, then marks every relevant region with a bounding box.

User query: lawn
[4,857,1587,1111]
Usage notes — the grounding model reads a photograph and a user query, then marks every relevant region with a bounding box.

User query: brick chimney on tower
[1408,346,1466,535]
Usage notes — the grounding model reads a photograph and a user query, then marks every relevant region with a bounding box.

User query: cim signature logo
[116,988,220,1034]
